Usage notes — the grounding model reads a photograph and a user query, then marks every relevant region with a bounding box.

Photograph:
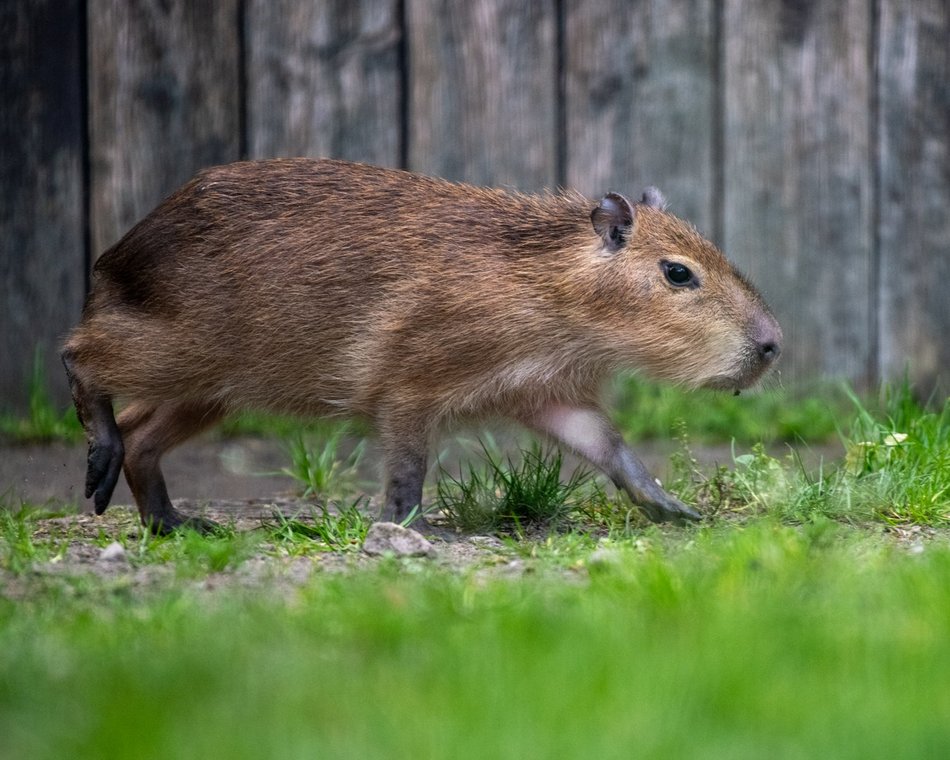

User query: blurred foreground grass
[2,522,949,759]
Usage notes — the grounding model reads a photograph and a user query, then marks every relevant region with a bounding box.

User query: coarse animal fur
[62,158,782,533]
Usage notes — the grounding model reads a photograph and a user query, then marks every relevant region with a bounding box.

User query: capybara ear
[590,192,635,253]
[639,186,667,210]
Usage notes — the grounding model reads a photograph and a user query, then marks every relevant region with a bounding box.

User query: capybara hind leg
[62,349,124,515]
[118,401,225,534]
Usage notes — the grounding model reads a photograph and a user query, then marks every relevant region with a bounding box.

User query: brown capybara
[62,159,782,533]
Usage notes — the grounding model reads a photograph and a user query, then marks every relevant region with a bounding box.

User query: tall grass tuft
[282,424,366,500]
[268,499,372,552]
[436,443,606,533]
[665,381,950,526]
[836,383,950,524]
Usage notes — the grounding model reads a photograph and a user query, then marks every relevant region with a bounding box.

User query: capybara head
[584,188,782,392]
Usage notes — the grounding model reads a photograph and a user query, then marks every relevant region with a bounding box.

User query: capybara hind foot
[143,507,221,536]
[127,465,223,535]
[117,400,226,535]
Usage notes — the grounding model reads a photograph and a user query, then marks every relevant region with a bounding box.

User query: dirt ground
[1,433,841,512]
[0,435,549,582]
[0,436,298,510]
[0,434,854,591]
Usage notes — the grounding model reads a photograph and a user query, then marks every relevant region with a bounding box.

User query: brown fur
[63,158,781,532]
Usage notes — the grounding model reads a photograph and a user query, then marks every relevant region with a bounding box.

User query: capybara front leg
[524,404,702,524]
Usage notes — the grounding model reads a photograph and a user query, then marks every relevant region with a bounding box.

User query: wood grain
[245,0,402,165]
[0,0,86,409]
[3,0,949,402]
[406,0,558,190]
[877,0,950,395]
[722,0,874,387]
[88,0,241,256]
[564,0,715,233]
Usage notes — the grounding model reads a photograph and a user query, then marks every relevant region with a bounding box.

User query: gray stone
[97,541,128,564]
[363,522,435,558]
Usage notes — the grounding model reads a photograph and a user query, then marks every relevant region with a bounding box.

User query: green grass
[282,424,367,499]
[0,506,70,572]
[2,523,950,759]
[611,374,846,443]
[436,442,607,533]
[838,384,950,523]
[267,499,373,552]
[659,382,949,527]
[431,381,948,534]
[2,356,949,758]
[0,351,83,443]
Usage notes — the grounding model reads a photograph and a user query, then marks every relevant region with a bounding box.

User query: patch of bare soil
[4,493,531,601]
[0,434,589,598]
[2,434,884,601]
[10,504,945,606]
[0,437,300,508]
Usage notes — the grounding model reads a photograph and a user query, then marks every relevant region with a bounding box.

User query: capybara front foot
[638,491,702,525]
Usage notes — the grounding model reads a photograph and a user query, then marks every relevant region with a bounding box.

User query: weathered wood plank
[406,0,557,189]
[877,0,950,395]
[88,0,241,257]
[245,0,402,165]
[722,0,873,387]
[0,0,85,411]
[564,0,715,233]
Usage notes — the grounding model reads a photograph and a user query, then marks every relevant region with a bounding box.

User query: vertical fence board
[722,0,873,387]
[877,0,950,395]
[564,0,715,233]
[88,0,241,257]
[0,0,85,410]
[246,0,402,165]
[407,0,557,189]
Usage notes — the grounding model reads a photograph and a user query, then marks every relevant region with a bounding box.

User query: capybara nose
[759,340,780,362]
[755,314,783,364]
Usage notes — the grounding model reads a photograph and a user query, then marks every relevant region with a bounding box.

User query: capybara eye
[662,261,694,287]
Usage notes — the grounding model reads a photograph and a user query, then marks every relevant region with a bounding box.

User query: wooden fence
[2,0,948,411]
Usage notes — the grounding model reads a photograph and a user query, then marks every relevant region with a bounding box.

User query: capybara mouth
[702,353,776,394]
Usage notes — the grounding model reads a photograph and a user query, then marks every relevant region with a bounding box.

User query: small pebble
[363,522,435,558]
[98,542,128,563]
[469,535,504,550]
